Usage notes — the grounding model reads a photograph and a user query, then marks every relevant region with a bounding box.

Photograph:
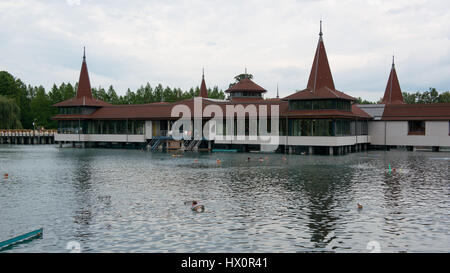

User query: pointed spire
[319,19,323,38]
[76,47,93,99]
[307,20,335,92]
[199,68,208,98]
[382,56,404,104]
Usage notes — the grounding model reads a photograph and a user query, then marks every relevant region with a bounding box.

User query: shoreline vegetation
[0,70,225,130]
[1,70,449,130]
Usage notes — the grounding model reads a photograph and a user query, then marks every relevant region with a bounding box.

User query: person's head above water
[192,201,198,205]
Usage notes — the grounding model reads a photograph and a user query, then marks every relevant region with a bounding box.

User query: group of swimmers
[178,156,407,212]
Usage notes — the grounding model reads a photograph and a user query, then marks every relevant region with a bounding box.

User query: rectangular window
[408,121,425,135]
[312,119,332,136]
[335,119,351,136]
[300,120,312,136]
[279,119,286,136]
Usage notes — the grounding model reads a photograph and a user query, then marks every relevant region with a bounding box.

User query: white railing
[0,130,57,137]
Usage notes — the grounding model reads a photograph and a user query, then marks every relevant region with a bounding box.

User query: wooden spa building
[52,25,450,155]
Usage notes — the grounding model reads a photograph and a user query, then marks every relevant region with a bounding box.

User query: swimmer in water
[191,200,205,213]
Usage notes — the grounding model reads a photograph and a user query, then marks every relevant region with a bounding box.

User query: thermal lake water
[0,145,448,252]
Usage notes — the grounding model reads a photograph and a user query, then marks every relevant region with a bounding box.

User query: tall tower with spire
[381,55,404,104]
[306,20,335,93]
[199,68,208,98]
[282,21,355,102]
[76,46,93,100]
[53,47,110,108]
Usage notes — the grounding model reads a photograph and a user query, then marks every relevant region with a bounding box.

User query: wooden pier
[0,130,56,145]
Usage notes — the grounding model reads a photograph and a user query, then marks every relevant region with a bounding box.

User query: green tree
[229,73,253,88]
[0,95,22,129]
[143,83,154,103]
[107,85,119,104]
[30,86,54,128]
[0,71,32,128]
[438,91,450,103]
[48,84,63,105]
[356,97,376,104]
[403,88,449,104]
[0,71,17,97]
[154,84,164,102]
[402,91,417,104]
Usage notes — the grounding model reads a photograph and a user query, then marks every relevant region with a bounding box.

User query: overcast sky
[1,0,449,101]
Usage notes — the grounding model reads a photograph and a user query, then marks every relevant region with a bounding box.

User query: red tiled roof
[226,97,265,102]
[199,74,208,98]
[307,35,335,91]
[285,105,372,119]
[52,114,94,120]
[77,53,92,99]
[53,97,111,107]
[382,103,450,120]
[283,87,356,101]
[351,104,373,119]
[54,98,288,120]
[225,78,267,93]
[89,104,173,119]
[53,97,373,120]
[381,60,404,104]
[265,98,283,102]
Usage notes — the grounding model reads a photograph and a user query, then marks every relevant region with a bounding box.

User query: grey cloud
[1,0,449,97]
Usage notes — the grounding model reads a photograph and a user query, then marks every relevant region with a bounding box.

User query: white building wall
[55,134,145,143]
[368,121,386,145]
[55,133,79,142]
[214,135,369,146]
[368,120,450,147]
[145,121,152,139]
[285,136,369,146]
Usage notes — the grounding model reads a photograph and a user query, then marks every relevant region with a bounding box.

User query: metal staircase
[147,138,162,151]
[183,139,202,151]
[151,138,161,151]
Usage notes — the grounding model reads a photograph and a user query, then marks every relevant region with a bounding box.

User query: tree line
[356,88,450,104]
[91,83,225,105]
[0,70,225,130]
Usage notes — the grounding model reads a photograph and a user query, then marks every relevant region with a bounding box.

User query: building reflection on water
[297,164,353,251]
[71,152,95,246]
[219,160,356,251]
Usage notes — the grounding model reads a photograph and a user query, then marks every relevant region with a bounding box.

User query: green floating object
[0,228,43,250]
[212,149,238,153]
[388,163,391,173]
